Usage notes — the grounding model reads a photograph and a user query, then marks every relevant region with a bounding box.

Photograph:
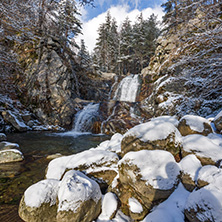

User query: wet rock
[57,170,102,222]
[178,115,212,136]
[2,110,29,132]
[0,142,23,163]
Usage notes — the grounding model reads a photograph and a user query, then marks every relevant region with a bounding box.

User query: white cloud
[76,4,164,53]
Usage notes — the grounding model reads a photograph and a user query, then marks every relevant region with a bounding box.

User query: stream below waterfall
[0,131,109,221]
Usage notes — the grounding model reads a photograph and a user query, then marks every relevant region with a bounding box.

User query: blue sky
[81,0,166,21]
[76,0,166,52]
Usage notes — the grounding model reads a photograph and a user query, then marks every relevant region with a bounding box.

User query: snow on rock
[128,197,143,214]
[182,134,222,164]
[123,120,181,143]
[0,149,24,163]
[46,149,119,180]
[19,179,60,222]
[2,110,30,132]
[96,133,123,154]
[179,154,202,191]
[197,165,222,188]
[119,150,180,190]
[185,166,222,222]
[121,120,182,157]
[112,210,132,222]
[150,115,179,127]
[0,141,24,163]
[142,183,190,222]
[24,179,59,208]
[179,154,202,181]
[97,192,118,221]
[57,170,101,222]
[58,170,101,212]
[178,115,212,136]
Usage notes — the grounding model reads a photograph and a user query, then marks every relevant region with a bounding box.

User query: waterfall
[113,74,140,102]
[73,103,100,133]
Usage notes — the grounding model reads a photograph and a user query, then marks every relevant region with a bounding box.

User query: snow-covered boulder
[46,149,119,189]
[196,165,220,188]
[179,154,202,191]
[182,134,222,165]
[118,150,180,219]
[178,115,212,136]
[97,192,119,221]
[0,142,24,163]
[142,183,190,222]
[0,133,6,141]
[185,166,222,222]
[214,110,222,133]
[96,133,123,154]
[121,119,182,158]
[2,110,30,132]
[57,170,102,222]
[19,179,59,222]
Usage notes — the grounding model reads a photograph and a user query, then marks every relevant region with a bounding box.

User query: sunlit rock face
[19,37,77,127]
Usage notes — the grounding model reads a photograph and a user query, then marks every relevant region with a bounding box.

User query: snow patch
[119,150,180,190]
[182,134,222,162]
[24,179,59,208]
[142,183,190,222]
[180,115,211,133]
[57,170,101,212]
[46,149,119,180]
[97,192,118,221]
[179,154,202,181]
[128,197,143,214]
[123,120,182,143]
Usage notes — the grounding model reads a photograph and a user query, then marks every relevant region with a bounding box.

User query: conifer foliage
[93,12,160,75]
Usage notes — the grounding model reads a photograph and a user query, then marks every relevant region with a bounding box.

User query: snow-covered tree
[78,39,91,70]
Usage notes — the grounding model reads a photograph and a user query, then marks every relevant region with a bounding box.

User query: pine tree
[78,39,91,70]
[119,17,133,74]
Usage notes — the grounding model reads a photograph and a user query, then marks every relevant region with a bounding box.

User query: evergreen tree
[78,39,91,70]
[119,17,133,74]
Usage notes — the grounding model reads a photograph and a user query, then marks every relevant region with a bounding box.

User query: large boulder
[178,154,202,192]
[57,170,102,222]
[19,179,59,222]
[121,117,182,158]
[0,142,24,163]
[182,134,222,165]
[2,110,29,132]
[184,166,222,222]
[46,149,119,190]
[118,150,180,220]
[178,115,212,136]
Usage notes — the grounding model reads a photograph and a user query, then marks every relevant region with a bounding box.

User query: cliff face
[140,10,222,118]
[16,37,113,128]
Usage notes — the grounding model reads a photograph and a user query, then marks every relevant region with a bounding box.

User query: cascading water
[73,103,100,132]
[113,74,140,102]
